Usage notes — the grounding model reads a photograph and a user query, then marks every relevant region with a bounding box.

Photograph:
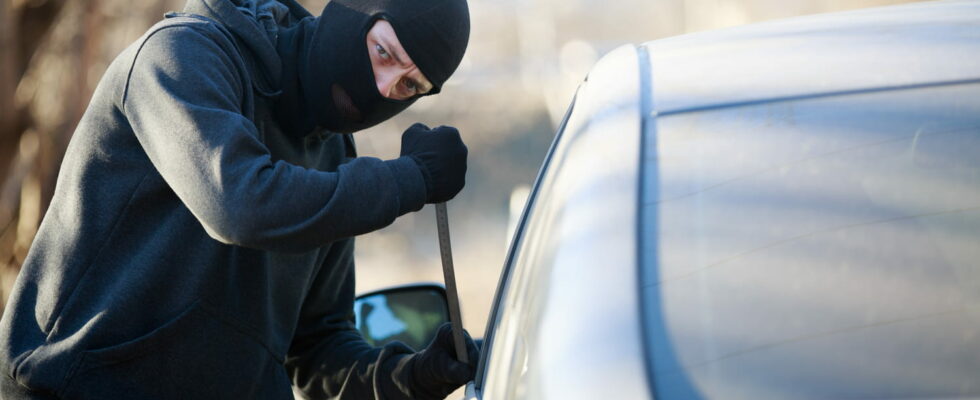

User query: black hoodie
[0,0,455,398]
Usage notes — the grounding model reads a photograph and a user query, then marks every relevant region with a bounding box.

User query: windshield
[641,83,980,399]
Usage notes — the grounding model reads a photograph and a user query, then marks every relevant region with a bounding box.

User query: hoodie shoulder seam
[121,18,245,112]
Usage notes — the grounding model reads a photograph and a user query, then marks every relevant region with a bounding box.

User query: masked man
[0,0,476,398]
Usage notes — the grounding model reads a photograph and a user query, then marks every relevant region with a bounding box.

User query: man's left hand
[407,323,480,399]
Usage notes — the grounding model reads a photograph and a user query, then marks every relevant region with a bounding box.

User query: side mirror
[354,283,450,351]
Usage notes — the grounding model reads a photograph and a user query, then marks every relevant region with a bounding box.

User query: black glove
[400,123,468,204]
[404,323,480,400]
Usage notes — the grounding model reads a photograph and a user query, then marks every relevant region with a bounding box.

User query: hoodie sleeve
[284,239,418,399]
[123,24,427,253]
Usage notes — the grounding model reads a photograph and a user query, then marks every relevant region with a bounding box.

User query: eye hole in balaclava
[301,0,470,133]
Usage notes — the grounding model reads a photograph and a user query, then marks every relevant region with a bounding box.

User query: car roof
[641,0,980,117]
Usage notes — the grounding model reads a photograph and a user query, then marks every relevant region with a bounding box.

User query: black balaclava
[281,0,470,134]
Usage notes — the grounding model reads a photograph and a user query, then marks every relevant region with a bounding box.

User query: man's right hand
[400,123,468,204]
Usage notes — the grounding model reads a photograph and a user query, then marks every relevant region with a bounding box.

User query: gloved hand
[400,123,468,204]
[406,323,480,400]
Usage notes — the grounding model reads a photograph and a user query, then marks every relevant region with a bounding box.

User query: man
[0,0,477,398]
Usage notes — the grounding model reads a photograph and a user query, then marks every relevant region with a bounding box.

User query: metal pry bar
[435,202,469,363]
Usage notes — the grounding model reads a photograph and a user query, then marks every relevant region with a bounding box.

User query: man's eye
[376,44,390,60]
[402,79,417,94]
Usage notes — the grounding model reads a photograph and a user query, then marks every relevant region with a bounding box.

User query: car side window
[473,95,578,397]
[642,83,980,399]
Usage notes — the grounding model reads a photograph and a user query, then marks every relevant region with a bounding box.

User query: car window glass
[477,44,647,399]
[475,92,583,395]
[641,83,980,399]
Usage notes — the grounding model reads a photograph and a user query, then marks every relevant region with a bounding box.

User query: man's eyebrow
[380,37,409,67]
[381,36,433,92]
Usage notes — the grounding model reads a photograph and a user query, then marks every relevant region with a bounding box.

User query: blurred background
[0,0,924,337]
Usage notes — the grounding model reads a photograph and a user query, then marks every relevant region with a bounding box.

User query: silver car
[358,1,980,398]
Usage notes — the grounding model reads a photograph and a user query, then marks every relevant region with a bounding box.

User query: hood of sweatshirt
[182,0,310,98]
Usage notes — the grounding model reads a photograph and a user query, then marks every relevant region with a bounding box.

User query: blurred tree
[1,0,69,310]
